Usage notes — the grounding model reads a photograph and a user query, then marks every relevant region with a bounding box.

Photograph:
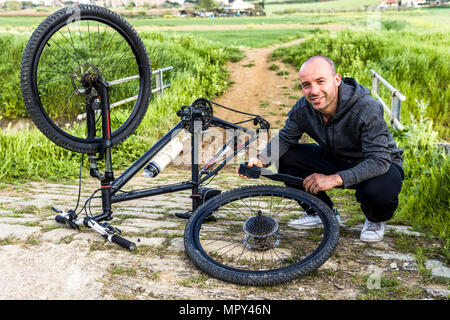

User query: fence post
[391,93,402,130]
[369,69,405,131]
[371,72,379,98]
[159,68,164,95]
[155,69,163,96]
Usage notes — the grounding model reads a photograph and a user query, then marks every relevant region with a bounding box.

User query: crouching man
[238,56,404,243]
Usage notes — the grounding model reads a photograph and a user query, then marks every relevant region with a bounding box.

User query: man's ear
[335,73,342,86]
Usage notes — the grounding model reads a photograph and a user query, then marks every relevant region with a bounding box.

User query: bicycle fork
[54,75,136,250]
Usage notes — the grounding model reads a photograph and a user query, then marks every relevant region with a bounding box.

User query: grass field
[161,28,323,48]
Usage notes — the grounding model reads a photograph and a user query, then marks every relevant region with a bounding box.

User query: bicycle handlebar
[110,234,136,251]
[55,213,137,251]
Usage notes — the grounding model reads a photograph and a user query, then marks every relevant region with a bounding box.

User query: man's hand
[236,157,263,179]
[303,173,343,194]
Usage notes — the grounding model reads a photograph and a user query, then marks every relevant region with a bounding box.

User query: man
[238,56,404,243]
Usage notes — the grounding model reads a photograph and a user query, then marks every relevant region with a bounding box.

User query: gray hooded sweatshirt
[259,77,403,188]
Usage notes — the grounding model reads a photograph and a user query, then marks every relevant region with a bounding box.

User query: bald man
[239,56,404,243]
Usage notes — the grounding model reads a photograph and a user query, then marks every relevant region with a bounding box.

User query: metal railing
[370,69,405,130]
[77,66,173,120]
[152,66,173,95]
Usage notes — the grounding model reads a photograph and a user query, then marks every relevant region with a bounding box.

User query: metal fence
[77,66,173,120]
[152,66,173,96]
[370,69,405,130]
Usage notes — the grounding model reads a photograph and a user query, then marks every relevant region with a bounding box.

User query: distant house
[379,0,399,8]
[227,0,254,11]
[400,0,425,7]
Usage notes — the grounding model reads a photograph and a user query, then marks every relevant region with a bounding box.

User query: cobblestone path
[0,167,448,300]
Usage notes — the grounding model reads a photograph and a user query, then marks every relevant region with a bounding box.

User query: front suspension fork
[84,75,115,221]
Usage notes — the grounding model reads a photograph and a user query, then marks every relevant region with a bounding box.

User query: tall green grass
[392,102,449,245]
[272,29,450,138]
[0,34,27,118]
[0,32,236,181]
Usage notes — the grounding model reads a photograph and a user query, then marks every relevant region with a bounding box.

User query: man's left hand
[303,173,343,194]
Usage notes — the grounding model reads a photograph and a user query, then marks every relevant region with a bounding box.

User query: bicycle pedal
[175,211,192,219]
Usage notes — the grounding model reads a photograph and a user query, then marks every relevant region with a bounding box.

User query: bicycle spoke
[198,192,327,272]
[34,19,141,138]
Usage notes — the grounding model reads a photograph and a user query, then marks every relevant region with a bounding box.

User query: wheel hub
[243,210,280,251]
[71,62,101,97]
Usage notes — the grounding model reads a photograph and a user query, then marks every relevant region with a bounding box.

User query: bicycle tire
[184,185,339,286]
[20,5,151,154]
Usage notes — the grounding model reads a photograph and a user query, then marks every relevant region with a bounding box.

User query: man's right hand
[236,157,264,179]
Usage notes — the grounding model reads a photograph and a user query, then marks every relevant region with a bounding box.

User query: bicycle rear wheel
[20,5,151,154]
[184,185,339,286]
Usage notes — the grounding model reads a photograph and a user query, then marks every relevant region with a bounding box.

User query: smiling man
[239,56,404,243]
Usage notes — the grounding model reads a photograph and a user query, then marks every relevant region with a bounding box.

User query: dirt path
[214,39,304,128]
[0,41,448,301]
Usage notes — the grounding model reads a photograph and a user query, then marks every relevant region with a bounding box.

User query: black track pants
[277,144,404,222]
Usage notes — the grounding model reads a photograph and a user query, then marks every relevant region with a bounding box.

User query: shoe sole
[288,223,324,230]
[360,236,384,243]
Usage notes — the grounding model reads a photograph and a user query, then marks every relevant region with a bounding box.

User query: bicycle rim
[187,186,339,285]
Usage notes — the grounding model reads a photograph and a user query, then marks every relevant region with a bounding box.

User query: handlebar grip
[238,162,261,179]
[110,234,137,251]
[55,215,66,224]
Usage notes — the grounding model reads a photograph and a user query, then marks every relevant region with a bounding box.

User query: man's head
[299,56,342,115]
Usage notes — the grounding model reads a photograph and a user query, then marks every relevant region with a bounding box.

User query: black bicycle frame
[89,80,261,223]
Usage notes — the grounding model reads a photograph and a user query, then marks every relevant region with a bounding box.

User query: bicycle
[20,5,339,286]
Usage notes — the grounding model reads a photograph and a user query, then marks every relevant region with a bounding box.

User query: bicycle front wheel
[184,185,339,286]
[20,5,152,154]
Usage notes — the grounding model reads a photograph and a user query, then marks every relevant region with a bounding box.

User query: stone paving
[0,166,448,300]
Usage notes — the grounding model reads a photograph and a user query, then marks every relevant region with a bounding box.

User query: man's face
[299,59,341,114]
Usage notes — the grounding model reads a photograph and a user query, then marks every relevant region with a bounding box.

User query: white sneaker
[288,209,341,230]
[360,219,385,243]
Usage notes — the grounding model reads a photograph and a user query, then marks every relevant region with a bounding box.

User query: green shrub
[381,19,408,31]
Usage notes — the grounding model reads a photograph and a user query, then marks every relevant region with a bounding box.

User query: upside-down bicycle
[19,5,339,286]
